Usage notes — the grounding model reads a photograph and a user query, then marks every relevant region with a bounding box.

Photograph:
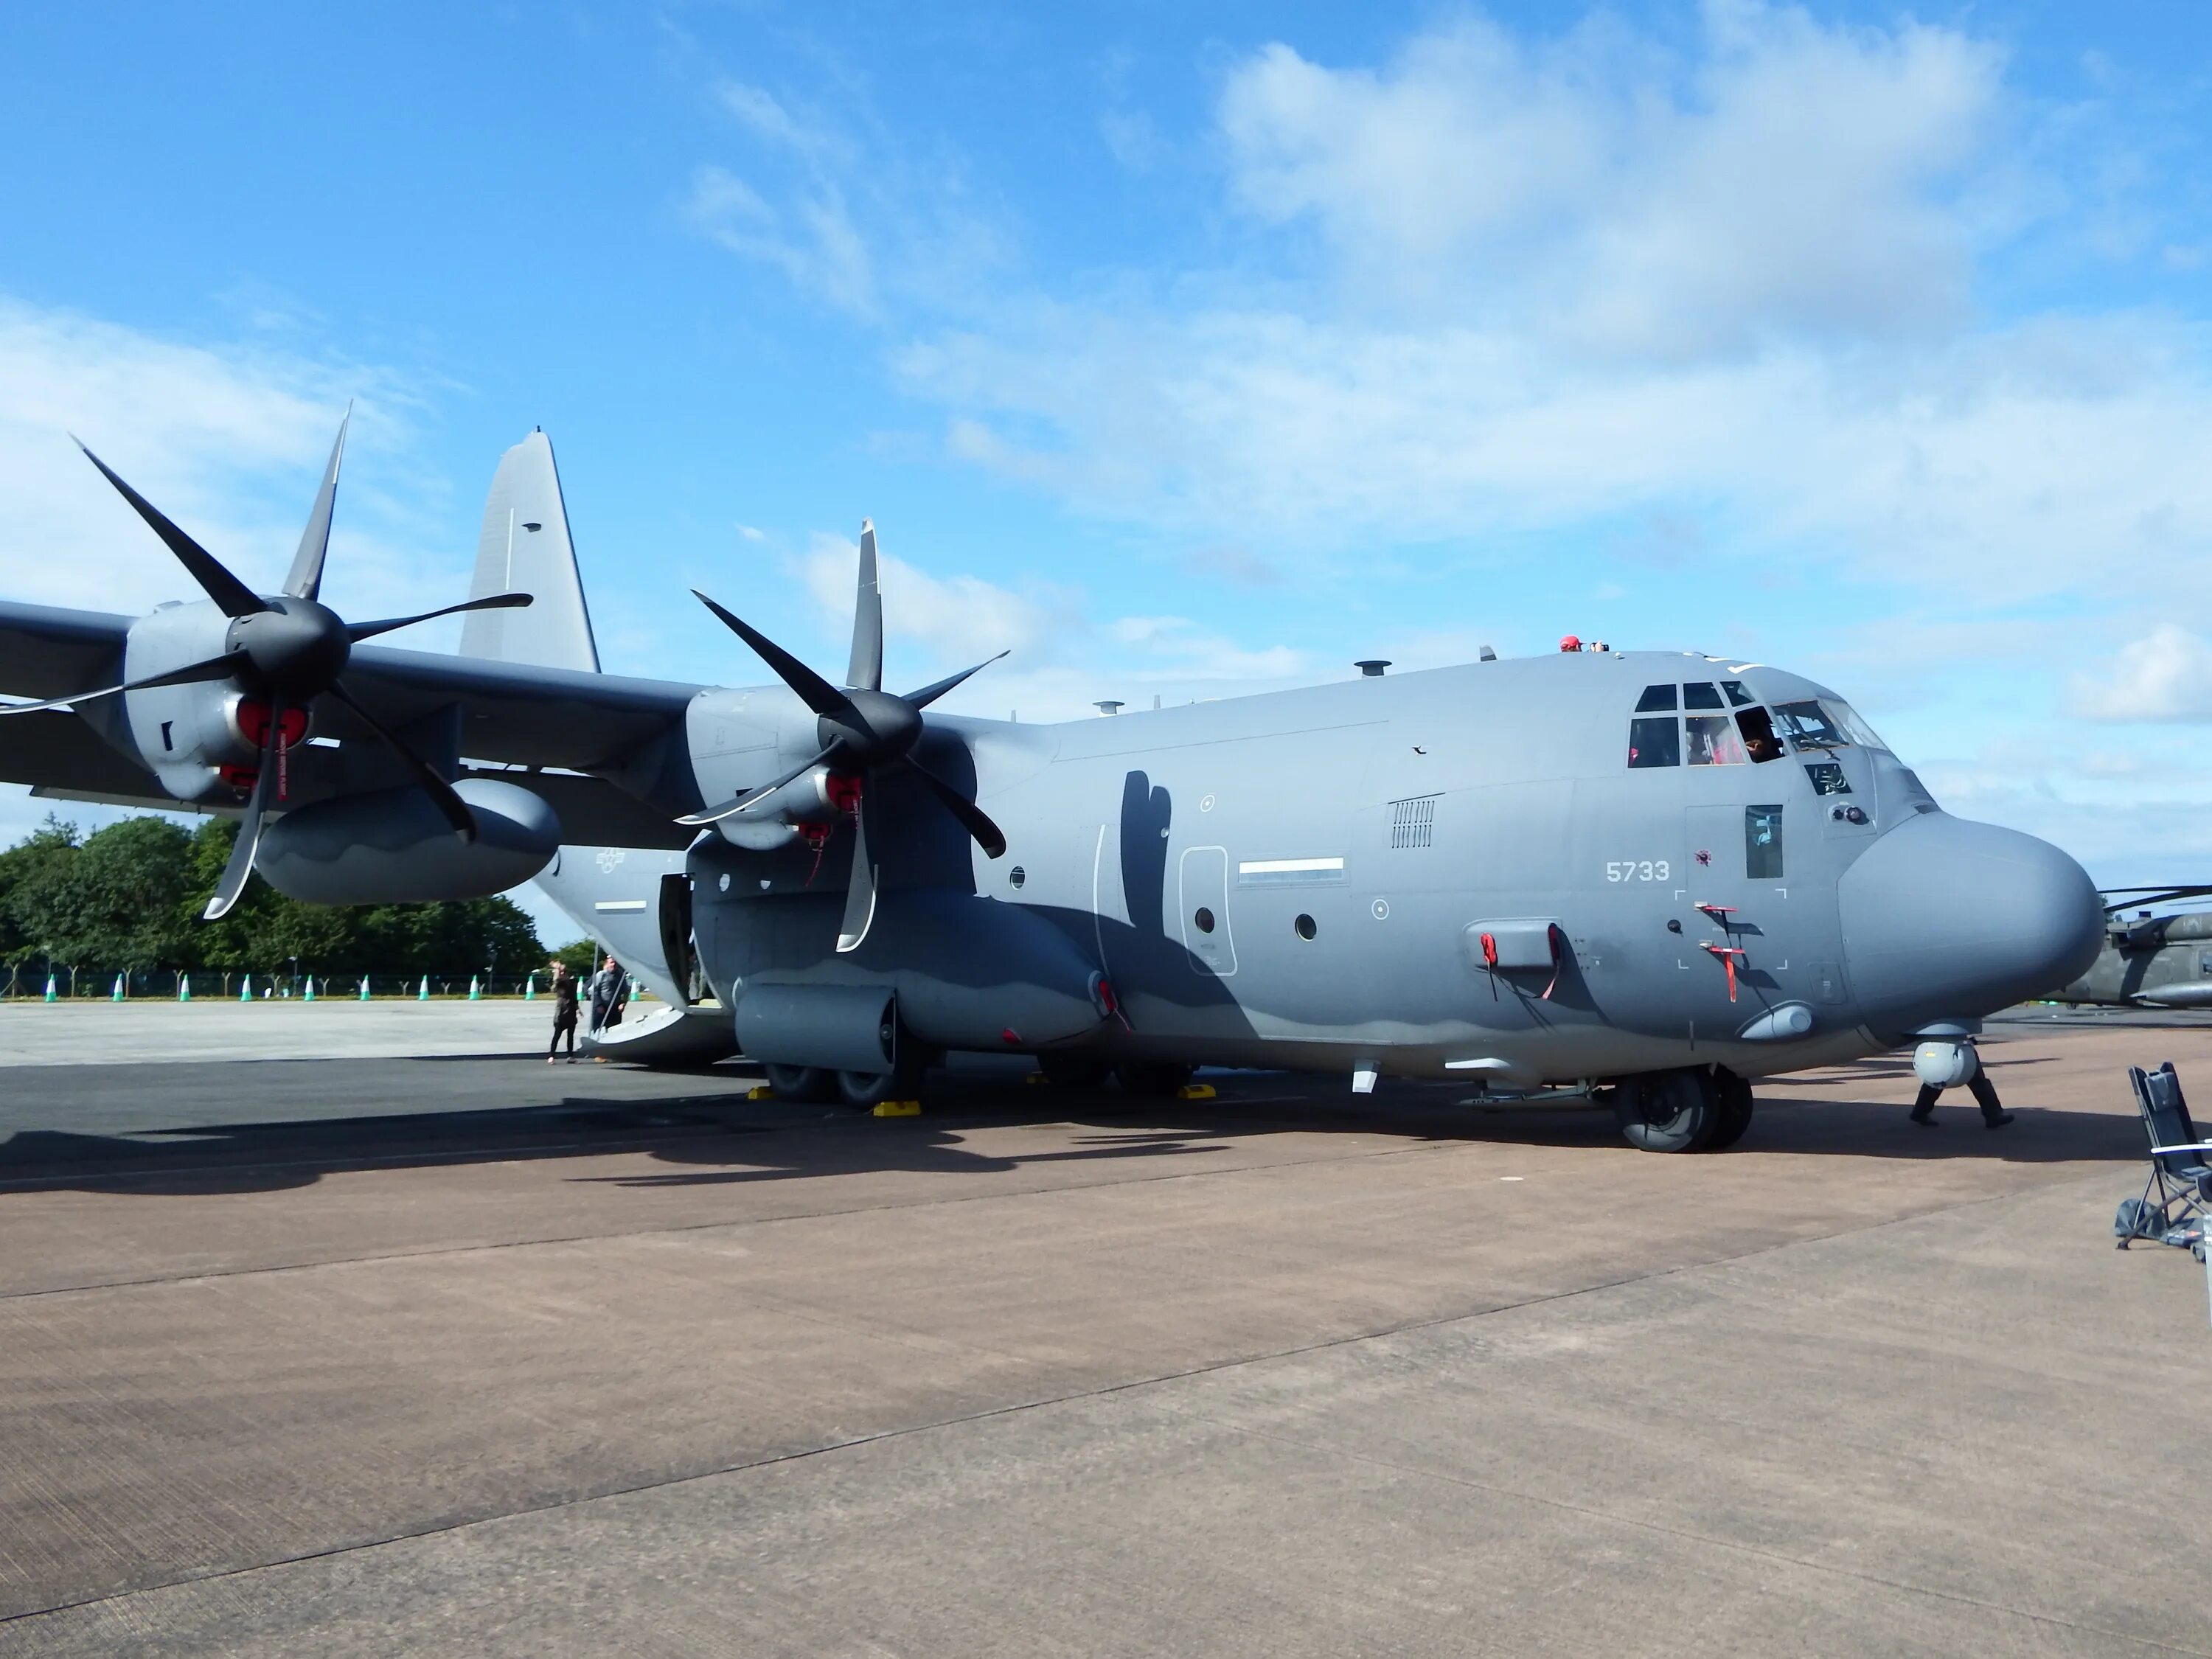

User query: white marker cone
[179,974,190,1003]
[240,975,252,1003]
[358,975,369,1001]
[417,975,429,1001]
[111,973,124,1002]
[44,975,55,1003]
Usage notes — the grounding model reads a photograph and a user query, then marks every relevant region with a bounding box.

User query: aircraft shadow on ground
[0,1068,2147,1198]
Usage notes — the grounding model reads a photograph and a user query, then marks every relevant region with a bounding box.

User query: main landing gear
[1607,1065,1755,1152]
[762,1060,926,1107]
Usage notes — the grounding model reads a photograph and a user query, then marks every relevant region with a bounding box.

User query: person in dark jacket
[587,956,627,1056]
[1909,1040,2014,1129]
[546,960,580,1063]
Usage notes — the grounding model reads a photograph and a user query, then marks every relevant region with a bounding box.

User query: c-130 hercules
[0,422,2107,1150]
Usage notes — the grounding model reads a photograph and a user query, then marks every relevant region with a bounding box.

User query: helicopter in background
[2049,886,2212,1009]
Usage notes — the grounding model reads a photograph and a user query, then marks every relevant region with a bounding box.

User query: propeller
[682,518,1008,953]
[11,413,535,919]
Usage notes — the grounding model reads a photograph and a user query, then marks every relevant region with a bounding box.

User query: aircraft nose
[1837,813,2103,1036]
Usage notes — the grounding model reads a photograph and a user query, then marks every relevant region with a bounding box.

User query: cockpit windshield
[1772,699,1889,754]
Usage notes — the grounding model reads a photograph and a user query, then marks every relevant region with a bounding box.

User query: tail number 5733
[1605,860,1669,882]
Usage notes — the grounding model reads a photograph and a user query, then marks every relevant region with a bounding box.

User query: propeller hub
[821,687,923,769]
[229,597,351,699]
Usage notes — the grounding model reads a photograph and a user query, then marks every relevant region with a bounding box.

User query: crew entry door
[1178,846,1237,975]
[1686,801,1786,1011]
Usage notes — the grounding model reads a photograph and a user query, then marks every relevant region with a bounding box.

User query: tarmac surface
[1,1004,2210,1655]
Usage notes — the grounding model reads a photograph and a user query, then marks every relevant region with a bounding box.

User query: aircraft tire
[1613,1068,1721,1152]
[1038,1052,1113,1088]
[1116,1060,1195,1096]
[835,1062,925,1108]
[764,1063,838,1104]
[1704,1067,1756,1151]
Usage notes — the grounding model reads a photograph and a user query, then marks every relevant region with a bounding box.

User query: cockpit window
[1686,714,1746,765]
[1635,684,1677,712]
[1804,761,1851,796]
[1736,706,1783,762]
[1628,716,1680,768]
[1683,682,1725,710]
[1722,680,1755,707]
[1772,700,1844,750]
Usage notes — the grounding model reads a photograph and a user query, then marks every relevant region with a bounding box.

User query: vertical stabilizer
[461,430,600,671]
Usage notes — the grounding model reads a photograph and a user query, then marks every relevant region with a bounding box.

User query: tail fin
[461,430,600,671]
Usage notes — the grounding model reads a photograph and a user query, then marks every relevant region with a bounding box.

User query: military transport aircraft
[0,421,2107,1151]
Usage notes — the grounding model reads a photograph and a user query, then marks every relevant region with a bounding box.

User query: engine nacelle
[256,778,560,904]
[735,984,898,1072]
[117,600,260,803]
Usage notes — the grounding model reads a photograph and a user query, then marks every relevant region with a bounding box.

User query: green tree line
[0,814,563,992]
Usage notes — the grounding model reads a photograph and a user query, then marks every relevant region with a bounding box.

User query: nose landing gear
[1608,1065,1755,1152]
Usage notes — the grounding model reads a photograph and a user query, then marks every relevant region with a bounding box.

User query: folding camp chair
[2117,1062,2212,1252]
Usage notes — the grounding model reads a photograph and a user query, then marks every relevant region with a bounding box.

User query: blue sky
[2,0,2210,928]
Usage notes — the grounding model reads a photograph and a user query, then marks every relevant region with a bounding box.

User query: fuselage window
[1684,682,1725,710]
[1746,805,1784,878]
[2199,950,2212,977]
[1736,706,1783,762]
[1686,714,1745,765]
[1722,680,1755,707]
[1804,761,1851,796]
[1635,684,1678,712]
[1194,906,1217,934]
[1628,716,1680,768]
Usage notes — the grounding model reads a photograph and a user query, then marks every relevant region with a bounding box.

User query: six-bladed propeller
[4,413,535,919]
[682,519,1007,953]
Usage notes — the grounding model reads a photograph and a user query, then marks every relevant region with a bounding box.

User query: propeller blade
[836,787,877,954]
[901,755,1008,858]
[347,591,533,643]
[691,590,855,719]
[846,520,883,693]
[74,440,268,618]
[0,649,246,716]
[677,742,842,826]
[204,703,284,920]
[326,680,477,841]
[901,650,1009,712]
[282,408,349,601]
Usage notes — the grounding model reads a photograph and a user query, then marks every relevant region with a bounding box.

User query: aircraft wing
[0,601,133,700]
[0,598,704,846]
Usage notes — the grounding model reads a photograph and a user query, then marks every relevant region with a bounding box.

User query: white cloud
[684,164,877,319]
[2071,625,2212,721]
[888,5,2212,609]
[0,297,447,622]
[797,531,1059,669]
[1218,3,2005,354]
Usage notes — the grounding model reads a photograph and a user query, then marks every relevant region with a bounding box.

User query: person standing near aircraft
[588,955,627,1042]
[546,959,579,1063]
[1907,1038,2015,1129]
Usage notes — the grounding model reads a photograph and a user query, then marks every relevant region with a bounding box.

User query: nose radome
[1838,813,2103,1037]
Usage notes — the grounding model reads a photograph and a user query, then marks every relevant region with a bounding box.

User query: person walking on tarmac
[546,959,580,1063]
[1907,1035,2014,1128]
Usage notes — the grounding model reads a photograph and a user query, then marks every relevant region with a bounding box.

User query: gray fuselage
[675,648,2103,1085]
